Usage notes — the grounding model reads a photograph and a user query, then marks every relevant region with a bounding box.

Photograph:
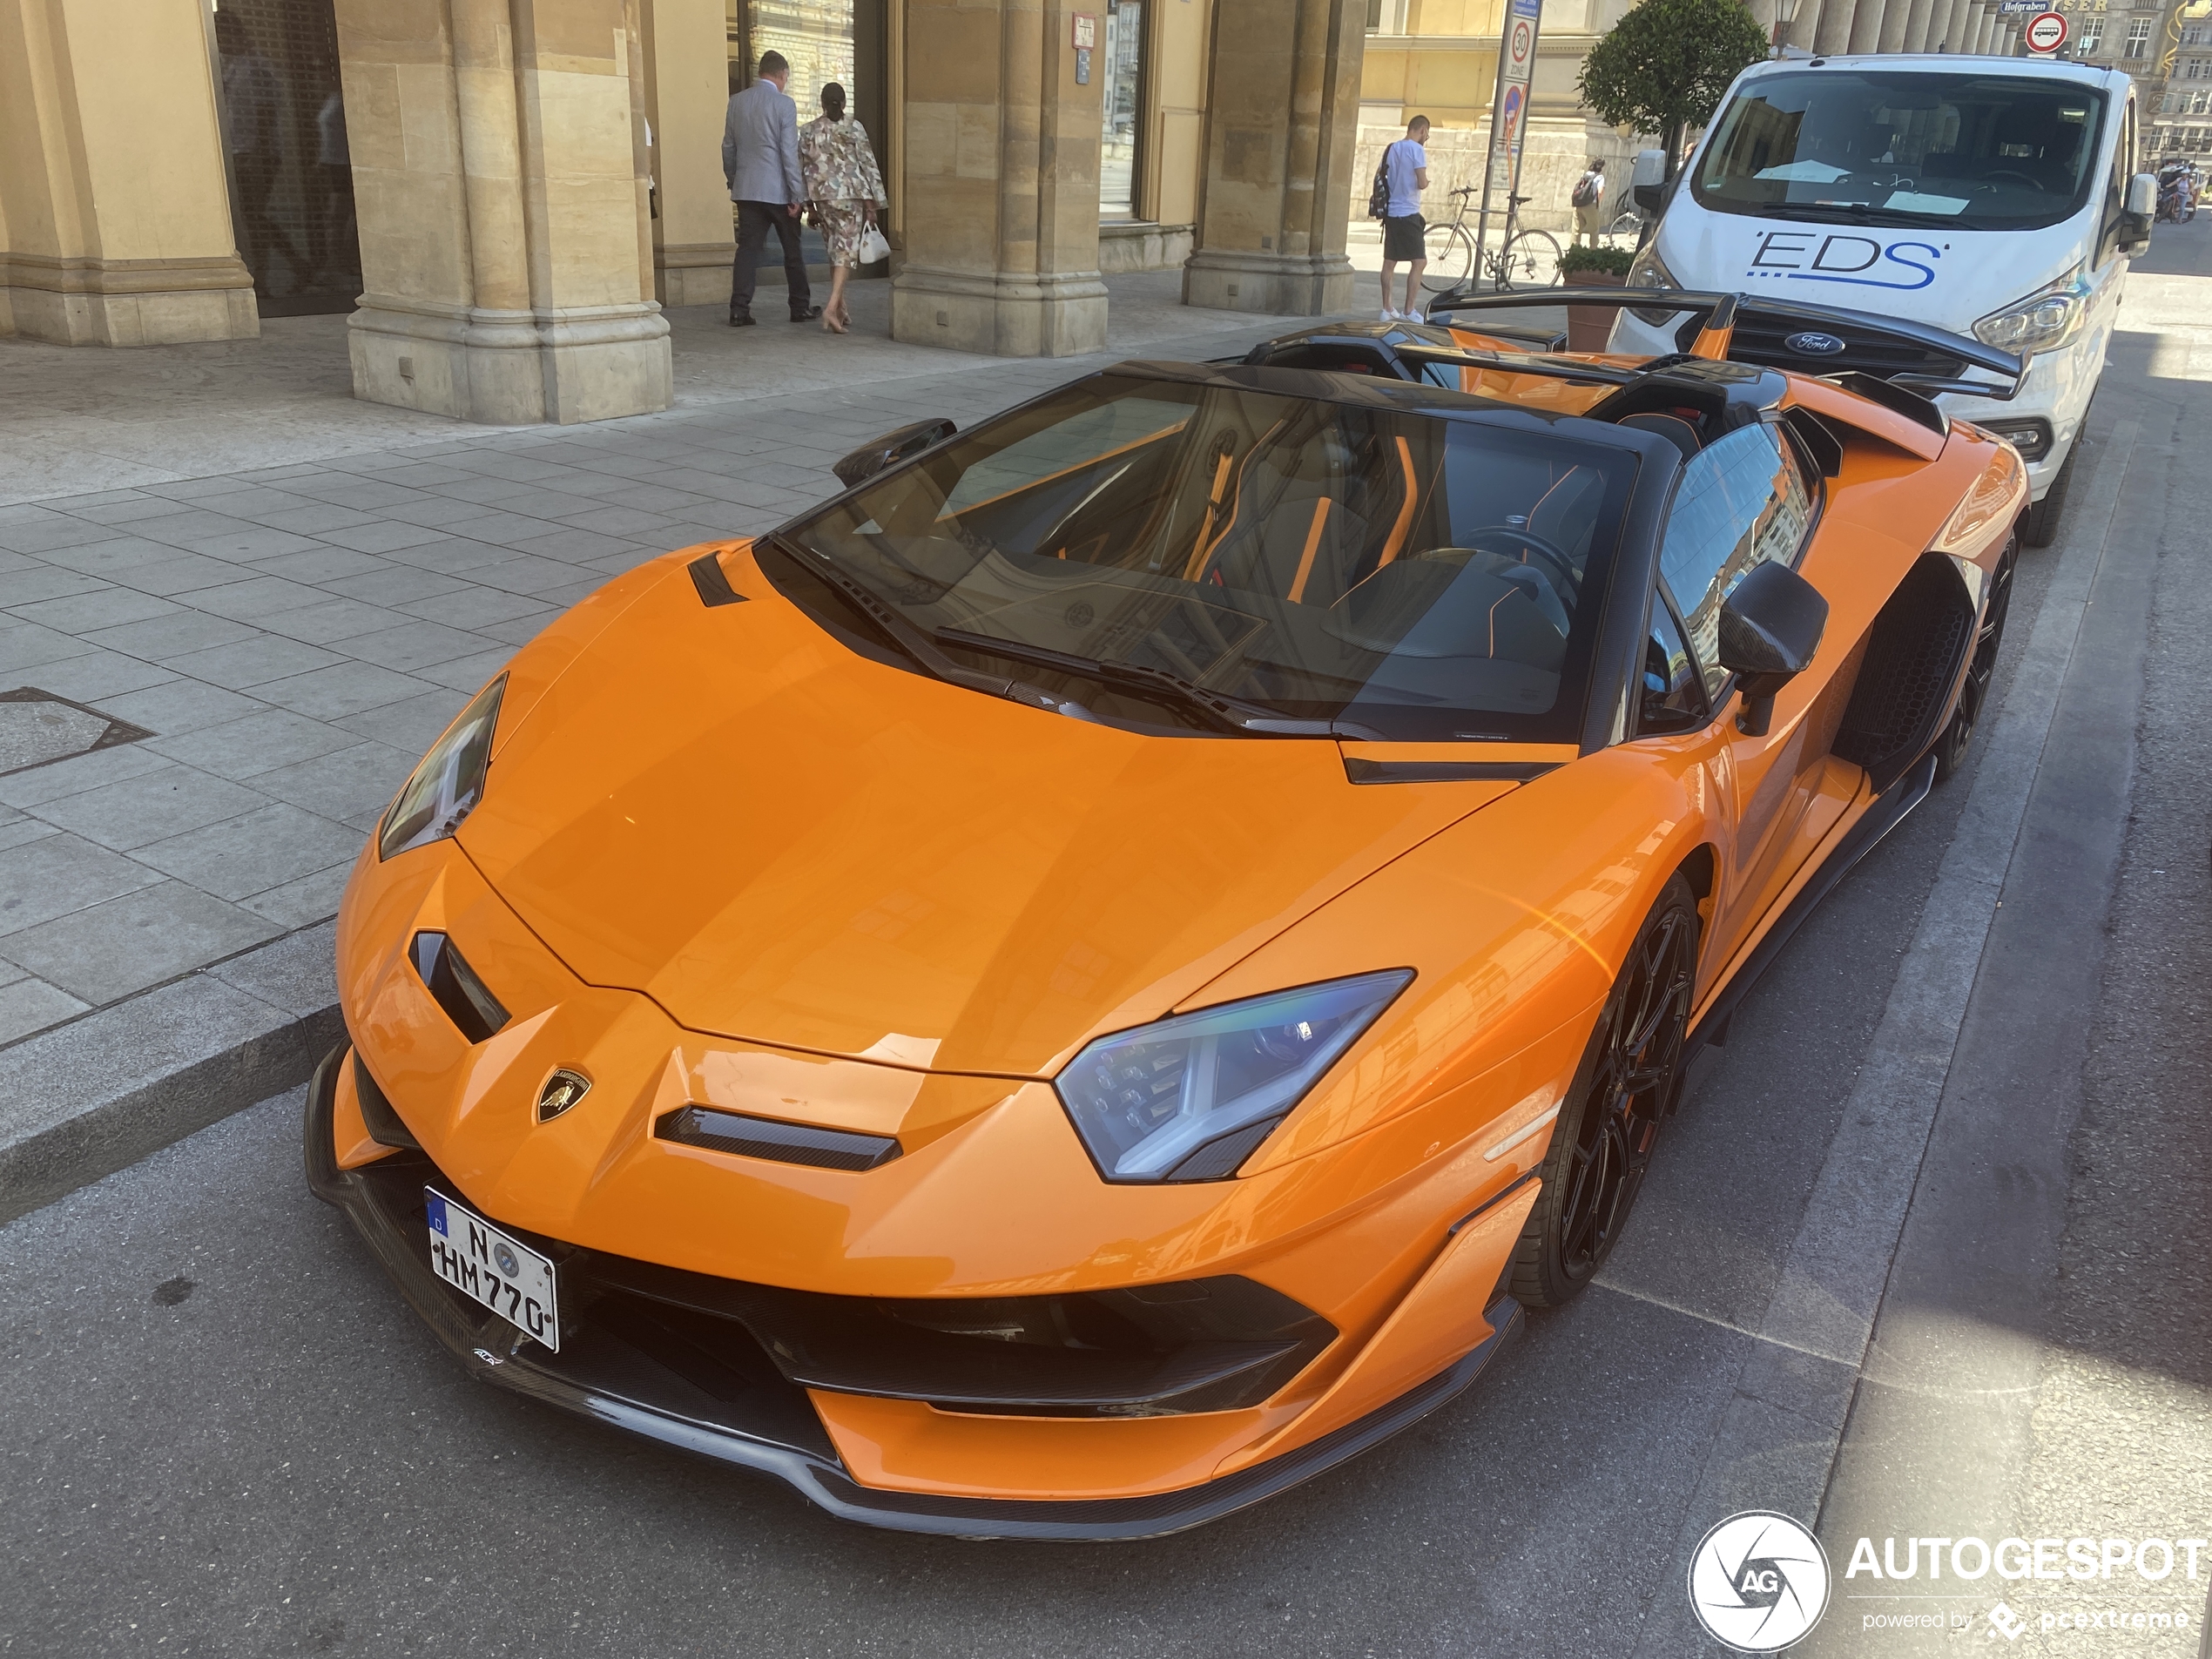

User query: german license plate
[425,1188,561,1352]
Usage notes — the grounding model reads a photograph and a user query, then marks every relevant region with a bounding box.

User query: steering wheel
[1979,170,2043,192]
[1446,525,1581,598]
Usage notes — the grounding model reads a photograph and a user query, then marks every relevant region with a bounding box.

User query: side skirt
[1683,752,1937,1067]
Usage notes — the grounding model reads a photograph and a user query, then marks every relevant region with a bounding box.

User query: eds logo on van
[1744,230,1943,291]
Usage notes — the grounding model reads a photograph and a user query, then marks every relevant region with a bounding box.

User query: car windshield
[1692,71,2107,231]
[779,374,1639,743]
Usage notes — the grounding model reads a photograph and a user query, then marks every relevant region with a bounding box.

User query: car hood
[458,548,1514,1077]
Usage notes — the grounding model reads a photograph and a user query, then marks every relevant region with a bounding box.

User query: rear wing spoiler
[1425,287,2025,405]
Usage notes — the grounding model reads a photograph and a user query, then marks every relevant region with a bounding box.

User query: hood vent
[411,931,509,1044]
[656,1105,901,1172]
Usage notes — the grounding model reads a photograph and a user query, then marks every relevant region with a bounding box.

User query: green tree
[1577,0,1769,179]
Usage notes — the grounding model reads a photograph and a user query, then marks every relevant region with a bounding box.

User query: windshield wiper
[765,534,1089,720]
[935,628,1385,740]
[1750,199,1943,228]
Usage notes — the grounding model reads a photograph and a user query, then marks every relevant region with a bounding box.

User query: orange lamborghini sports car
[307,289,2027,1539]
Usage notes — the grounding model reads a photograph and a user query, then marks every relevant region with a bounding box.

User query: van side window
[1657,422,1814,702]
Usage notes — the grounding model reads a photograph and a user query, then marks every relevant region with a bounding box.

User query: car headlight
[378,676,505,860]
[1054,970,1413,1184]
[1625,241,1683,327]
[1972,267,2087,358]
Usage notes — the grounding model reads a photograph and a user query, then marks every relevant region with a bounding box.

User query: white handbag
[858,224,891,266]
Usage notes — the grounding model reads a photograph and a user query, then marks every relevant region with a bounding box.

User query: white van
[1611,55,2154,544]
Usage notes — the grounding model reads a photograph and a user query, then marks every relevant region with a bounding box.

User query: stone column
[337,0,671,425]
[1783,0,1828,52]
[1900,0,1942,51]
[891,0,1108,356]
[1847,0,1891,53]
[1814,0,1862,56]
[1183,0,1365,316]
[642,0,735,307]
[0,0,256,345]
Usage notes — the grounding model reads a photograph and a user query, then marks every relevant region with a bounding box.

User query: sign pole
[1474,0,1544,284]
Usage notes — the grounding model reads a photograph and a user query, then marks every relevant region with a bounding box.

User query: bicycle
[1420,185,1562,293]
[1597,185,1647,249]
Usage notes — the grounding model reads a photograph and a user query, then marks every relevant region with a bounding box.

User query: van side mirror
[833,418,957,489]
[1717,561,1829,737]
[2121,172,2158,251]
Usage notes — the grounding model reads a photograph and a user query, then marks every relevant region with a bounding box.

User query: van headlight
[378,676,505,860]
[1972,267,2087,358]
[1054,970,1413,1183]
[1626,242,1683,327]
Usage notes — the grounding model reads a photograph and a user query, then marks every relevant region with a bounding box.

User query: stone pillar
[1814,0,1861,56]
[1847,0,1890,53]
[336,0,671,425]
[891,0,1107,356]
[1183,0,1365,316]
[643,0,735,307]
[1783,0,1827,52]
[1900,0,1942,51]
[0,0,256,345]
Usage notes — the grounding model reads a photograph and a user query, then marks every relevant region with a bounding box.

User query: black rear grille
[656,1105,901,1172]
[1690,311,1966,381]
[1834,556,1974,791]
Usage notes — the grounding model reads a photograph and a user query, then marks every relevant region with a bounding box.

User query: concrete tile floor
[0,284,1305,1049]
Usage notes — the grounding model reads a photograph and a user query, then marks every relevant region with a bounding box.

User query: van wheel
[1508,875,1698,1309]
[2020,439,2077,549]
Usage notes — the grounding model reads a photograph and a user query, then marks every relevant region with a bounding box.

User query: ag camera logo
[1689,1511,1832,1652]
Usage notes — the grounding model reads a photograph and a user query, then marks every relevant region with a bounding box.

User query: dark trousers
[732,200,811,320]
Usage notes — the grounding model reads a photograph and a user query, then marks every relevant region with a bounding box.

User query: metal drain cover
[0,688,153,777]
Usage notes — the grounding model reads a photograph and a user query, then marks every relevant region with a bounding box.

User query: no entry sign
[2025,10,2067,51]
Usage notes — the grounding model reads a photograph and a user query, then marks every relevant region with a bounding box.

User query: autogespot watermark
[1689,1512,1833,1652]
[1839,1533,2206,1642]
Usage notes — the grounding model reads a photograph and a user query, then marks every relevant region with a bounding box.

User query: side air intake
[1832,555,1975,792]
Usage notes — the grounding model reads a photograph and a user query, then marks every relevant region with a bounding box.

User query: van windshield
[1691,71,2107,231]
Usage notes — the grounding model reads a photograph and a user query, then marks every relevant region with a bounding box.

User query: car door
[1638,419,1831,982]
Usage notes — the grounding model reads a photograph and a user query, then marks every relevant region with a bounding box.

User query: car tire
[1507,873,1700,1310]
[2020,436,2078,549]
[1932,534,2018,784]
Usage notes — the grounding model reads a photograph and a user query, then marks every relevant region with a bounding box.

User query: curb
[0,922,341,1226]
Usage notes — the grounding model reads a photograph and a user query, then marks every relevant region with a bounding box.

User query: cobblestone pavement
[0,303,1293,1049]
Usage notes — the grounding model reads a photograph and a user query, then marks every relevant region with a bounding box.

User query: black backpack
[1368,141,1398,219]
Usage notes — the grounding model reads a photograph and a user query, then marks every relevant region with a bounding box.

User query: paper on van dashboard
[1883,190,1971,214]
[1753,160,1852,182]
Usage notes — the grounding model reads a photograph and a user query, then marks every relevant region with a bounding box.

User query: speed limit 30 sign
[2025,10,2067,51]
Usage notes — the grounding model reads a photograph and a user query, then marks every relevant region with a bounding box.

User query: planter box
[1565,270,1628,353]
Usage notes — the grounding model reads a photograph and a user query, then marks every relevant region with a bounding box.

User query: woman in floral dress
[798,84,887,335]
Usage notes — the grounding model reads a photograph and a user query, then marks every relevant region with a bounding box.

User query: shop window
[1100,0,1145,219]
[210,0,360,316]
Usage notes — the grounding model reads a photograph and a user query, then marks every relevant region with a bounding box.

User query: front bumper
[305,1045,1524,1541]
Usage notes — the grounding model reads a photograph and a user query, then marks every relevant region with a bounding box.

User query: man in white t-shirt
[1379,116,1431,321]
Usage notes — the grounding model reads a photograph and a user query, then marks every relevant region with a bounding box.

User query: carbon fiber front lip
[303,1045,1525,1541]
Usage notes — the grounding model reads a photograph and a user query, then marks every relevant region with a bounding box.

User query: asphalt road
[5,233,2210,1658]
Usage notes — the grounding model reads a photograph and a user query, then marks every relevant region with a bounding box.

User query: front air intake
[656,1105,902,1172]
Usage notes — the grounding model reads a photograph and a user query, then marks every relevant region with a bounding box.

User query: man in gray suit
[722,51,819,326]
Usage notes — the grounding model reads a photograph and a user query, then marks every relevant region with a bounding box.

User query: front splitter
[303,1044,1524,1541]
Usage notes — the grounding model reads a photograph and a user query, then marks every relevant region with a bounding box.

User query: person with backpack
[1572,157,1607,248]
[1371,116,1431,321]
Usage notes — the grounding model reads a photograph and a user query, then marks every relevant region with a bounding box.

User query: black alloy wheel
[1932,535,2018,783]
[1509,874,1700,1309]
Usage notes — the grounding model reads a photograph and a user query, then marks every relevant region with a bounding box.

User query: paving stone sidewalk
[0,309,1292,1057]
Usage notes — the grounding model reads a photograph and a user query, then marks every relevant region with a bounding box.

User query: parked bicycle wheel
[1420,222,1476,293]
[1600,211,1645,249]
[1498,228,1564,288]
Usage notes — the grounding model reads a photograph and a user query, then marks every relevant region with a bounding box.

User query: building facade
[0,0,1373,425]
